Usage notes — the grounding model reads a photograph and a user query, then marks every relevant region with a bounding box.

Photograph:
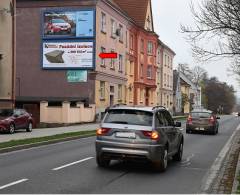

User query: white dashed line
[52,157,94,171]
[0,179,28,190]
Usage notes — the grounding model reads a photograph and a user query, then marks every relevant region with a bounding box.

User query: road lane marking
[200,122,240,193]
[52,157,94,171]
[0,179,28,190]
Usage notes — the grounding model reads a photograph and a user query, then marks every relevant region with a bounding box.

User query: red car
[45,18,71,34]
[0,109,33,134]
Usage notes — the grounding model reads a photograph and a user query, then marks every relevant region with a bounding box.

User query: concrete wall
[0,0,14,108]
[40,101,96,124]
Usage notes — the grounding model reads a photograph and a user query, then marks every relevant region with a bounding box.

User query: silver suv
[95,105,184,172]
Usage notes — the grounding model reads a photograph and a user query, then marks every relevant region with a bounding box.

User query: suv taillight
[96,128,111,136]
[142,130,159,140]
[187,115,192,124]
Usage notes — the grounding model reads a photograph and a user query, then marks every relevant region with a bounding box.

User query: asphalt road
[0,115,239,194]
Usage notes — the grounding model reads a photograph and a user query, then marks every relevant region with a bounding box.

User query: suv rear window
[191,112,211,118]
[104,109,153,126]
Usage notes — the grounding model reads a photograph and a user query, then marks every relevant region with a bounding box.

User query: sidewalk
[209,124,240,193]
[0,123,100,143]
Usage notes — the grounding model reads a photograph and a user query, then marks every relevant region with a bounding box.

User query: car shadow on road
[98,159,179,175]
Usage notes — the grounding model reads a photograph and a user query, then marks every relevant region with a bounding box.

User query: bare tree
[178,63,193,80]
[191,66,208,85]
[181,0,240,68]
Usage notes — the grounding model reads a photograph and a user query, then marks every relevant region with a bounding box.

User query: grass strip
[173,116,187,120]
[0,130,96,150]
[237,172,240,194]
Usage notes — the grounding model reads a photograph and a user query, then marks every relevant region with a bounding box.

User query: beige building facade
[94,1,129,118]
[0,0,15,109]
[160,43,175,112]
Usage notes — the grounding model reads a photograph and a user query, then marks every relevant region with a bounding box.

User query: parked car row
[0,109,33,134]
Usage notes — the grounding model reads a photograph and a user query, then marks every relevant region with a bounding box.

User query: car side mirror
[175,121,181,127]
[13,114,18,118]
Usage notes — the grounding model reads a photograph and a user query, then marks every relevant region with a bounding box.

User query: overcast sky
[152,0,240,97]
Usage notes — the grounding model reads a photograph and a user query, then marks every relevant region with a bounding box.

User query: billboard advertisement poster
[43,10,94,38]
[42,41,94,69]
[67,70,87,82]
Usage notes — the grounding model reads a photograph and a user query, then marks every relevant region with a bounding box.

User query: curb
[232,149,240,193]
[200,123,240,193]
[0,133,96,154]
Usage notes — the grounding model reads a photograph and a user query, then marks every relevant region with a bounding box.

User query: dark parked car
[186,109,220,135]
[95,105,184,172]
[0,109,33,134]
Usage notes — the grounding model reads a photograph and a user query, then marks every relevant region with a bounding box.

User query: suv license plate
[115,132,136,139]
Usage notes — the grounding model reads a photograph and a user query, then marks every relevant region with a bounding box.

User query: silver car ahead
[95,106,184,172]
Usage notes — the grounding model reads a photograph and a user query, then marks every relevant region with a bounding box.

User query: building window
[129,61,133,75]
[157,48,161,63]
[141,39,144,53]
[164,54,167,66]
[140,64,143,78]
[167,75,169,87]
[164,73,166,86]
[130,34,134,50]
[147,41,153,54]
[110,49,115,69]
[119,54,123,72]
[119,24,123,42]
[167,56,170,67]
[146,15,151,31]
[100,81,105,99]
[111,19,116,38]
[125,31,128,48]
[157,71,161,84]
[100,47,106,66]
[110,85,114,94]
[118,84,122,100]
[140,89,143,102]
[147,65,152,79]
[101,12,106,33]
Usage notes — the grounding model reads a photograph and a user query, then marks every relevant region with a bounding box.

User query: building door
[145,88,149,106]
[110,85,115,106]
[110,95,114,106]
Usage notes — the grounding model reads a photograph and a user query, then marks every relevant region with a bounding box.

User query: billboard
[43,10,94,38]
[42,41,94,69]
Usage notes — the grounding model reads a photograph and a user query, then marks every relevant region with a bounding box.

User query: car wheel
[96,155,110,168]
[153,148,168,172]
[9,124,15,134]
[26,122,33,132]
[173,141,183,161]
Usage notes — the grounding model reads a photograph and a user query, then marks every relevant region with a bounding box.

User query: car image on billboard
[43,10,94,38]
